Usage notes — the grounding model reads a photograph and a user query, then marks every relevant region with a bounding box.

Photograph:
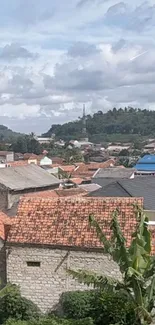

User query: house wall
[0,241,6,287]
[6,152,14,162]
[28,159,37,165]
[6,245,120,312]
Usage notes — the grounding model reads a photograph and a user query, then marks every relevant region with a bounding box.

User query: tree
[119,149,129,156]
[69,208,155,325]
[11,136,42,155]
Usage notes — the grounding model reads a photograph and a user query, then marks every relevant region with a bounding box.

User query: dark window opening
[27,261,40,267]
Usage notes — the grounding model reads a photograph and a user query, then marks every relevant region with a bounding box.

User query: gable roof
[0,164,60,190]
[89,177,155,211]
[135,155,155,171]
[7,197,143,250]
[88,181,130,198]
[59,165,76,173]
[93,167,135,179]
[72,160,115,178]
[118,177,155,210]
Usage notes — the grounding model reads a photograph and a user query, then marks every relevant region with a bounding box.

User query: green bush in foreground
[60,290,138,325]
[5,317,94,325]
[60,290,97,319]
[0,284,40,324]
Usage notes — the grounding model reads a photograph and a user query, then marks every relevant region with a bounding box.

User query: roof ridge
[117,180,133,197]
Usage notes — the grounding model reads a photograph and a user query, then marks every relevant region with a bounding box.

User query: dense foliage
[60,290,137,325]
[11,135,42,154]
[0,284,40,324]
[69,208,155,325]
[5,317,94,325]
[43,108,155,142]
[0,125,21,142]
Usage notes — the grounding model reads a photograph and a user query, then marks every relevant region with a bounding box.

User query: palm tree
[69,208,155,325]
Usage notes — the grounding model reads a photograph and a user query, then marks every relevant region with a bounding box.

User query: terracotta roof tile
[59,165,76,173]
[70,178,85,185]
[0,212,12,240]
[7,197,144,250]
[7,161,29,167]
[72,160,115,177]
[24,190,59,198]
[23,188,87,199]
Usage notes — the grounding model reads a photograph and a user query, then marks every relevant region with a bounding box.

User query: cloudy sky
[0,0,155,133]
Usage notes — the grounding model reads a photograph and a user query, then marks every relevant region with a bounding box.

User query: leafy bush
[0,284,40,324]
[94,291,139,325]
[5,317,94,325]
[60,291,97,319]
[60,290,138,325]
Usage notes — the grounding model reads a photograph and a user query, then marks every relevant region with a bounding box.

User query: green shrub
[5,317,94,325]
[0,284,40,324]
[60,291,97,319]
[60,290,139,325]
[94,291,139,325]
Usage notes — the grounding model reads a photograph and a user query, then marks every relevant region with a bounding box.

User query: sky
[0,0,155,134]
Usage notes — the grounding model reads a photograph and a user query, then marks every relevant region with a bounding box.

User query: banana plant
[68,207,155,325]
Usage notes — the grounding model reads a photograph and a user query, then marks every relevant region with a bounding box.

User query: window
[27,261,40,267]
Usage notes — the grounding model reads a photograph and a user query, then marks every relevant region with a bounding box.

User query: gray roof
[88,182,130,198]
[118,177,155,210]
[93,167,135,179]
[89,176,155,210]
[0,164,60,191]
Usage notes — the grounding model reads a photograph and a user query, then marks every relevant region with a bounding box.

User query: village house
[0,151,14,164]
[3,196,143,312]
[0,164,60,211]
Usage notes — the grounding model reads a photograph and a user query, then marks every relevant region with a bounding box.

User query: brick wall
[6,246,120,312]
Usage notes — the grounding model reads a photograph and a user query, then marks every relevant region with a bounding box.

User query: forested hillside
[43,108,155,142]
[0,125,21,142]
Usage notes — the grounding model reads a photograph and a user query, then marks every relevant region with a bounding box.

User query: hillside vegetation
[0,125,21,142]
[43,108,155,143]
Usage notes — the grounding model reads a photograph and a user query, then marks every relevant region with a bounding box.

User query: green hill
[0,125,21,142]
[43,107,155,143]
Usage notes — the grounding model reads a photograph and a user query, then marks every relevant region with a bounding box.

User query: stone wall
[6,245,121,312]
[0,241,6,288]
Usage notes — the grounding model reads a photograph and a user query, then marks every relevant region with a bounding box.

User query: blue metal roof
[137,155,155,164]
[135,163,155,171]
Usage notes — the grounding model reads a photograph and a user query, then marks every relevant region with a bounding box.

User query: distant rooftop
[93,167,135,179]
[0,164,60,191]
[135,155,155,171]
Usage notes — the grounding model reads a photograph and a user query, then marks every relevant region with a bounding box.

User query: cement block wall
[6,246,120,312]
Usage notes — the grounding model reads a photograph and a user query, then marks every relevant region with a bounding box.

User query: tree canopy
[43,108,155,142]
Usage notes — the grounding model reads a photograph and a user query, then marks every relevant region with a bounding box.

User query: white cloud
[0,0,153,132]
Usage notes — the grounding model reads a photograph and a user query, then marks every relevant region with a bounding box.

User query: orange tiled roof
[7,160,29,167]
[70,177,85,185]
[70,177,91,185]
[23,153,38,160]
[23,187,87,199]
[72,160,115,177]
[7,197,143,249]
[24,190,59,198]
[0,212,12,240]
[59,165,76,173]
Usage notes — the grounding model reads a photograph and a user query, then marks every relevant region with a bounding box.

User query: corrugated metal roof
[137,155,155,164]
[0,164,60,191]
[93,167,135,178]
[135,164,155,171]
